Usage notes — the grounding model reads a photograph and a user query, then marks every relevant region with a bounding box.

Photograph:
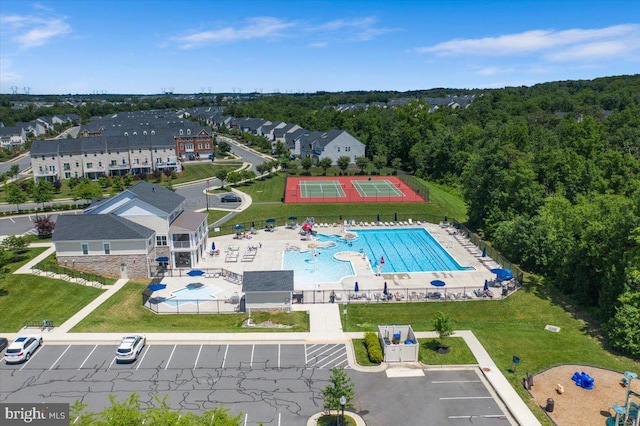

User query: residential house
[0,126,27,148]
[53,181,209,279]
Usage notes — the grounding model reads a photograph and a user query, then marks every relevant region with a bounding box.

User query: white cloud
[309,41,328,48]
[1,13,71,49]
[474,66,515,76]
[175,17,294,48]
[0,57,21,86]
[416,24,640,62]
[313,16,396,41]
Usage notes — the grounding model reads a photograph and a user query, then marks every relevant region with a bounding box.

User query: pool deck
[169,222,499,299]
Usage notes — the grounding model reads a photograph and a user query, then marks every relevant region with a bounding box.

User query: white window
[156,235,167,246]
[103,243,111,255]
[337,147,340,152]
[346,147,351,152]
[81,243,89,255]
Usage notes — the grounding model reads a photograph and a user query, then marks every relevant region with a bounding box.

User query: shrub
[364,332,383,363]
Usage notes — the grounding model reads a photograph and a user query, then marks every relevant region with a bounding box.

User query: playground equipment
[608,371,639,426]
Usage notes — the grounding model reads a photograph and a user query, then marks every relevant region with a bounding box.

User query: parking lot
[0,343,513,425]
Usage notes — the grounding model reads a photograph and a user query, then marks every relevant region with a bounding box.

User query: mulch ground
[529,365,639,426]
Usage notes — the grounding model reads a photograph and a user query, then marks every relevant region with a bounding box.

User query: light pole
[339,395,346,426]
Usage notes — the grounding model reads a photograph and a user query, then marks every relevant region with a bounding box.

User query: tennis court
[299,180,346,198]
[285,176,425,204]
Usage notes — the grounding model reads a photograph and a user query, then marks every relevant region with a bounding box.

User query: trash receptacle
[546,398,554,413]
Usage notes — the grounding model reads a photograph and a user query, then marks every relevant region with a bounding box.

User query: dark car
[0,337,7,353]
[220,194,242,203]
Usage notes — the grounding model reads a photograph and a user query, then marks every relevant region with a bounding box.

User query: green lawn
[173,162,243,185]
[0,247,105,332]
[72,281,309,333]
[419,337,477,365]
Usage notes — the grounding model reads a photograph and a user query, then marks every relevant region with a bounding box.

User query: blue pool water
[164,283,221,305]
[283,228,472,288]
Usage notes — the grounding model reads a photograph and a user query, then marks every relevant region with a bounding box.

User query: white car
[115,335,146,362]
[4,335,42,363]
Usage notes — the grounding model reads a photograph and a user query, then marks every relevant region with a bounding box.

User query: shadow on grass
[422,338,450,354]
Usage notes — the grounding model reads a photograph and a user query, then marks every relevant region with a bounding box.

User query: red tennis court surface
[284,176,426,204]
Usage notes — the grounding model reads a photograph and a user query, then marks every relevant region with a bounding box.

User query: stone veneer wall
[57,254,150,279]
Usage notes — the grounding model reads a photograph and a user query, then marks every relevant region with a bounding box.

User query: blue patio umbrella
[394,212,398,222]
[187,269,205,277]
[431,279,446,287]
[211,241,215,251]
[490,268,513,281]
[483,280,489,291]
[147,283,167,292]
[234,224,244,231]
[155,256,169,262]
[383,282,388,296]
[266,218,276,223]
[288,216,297,221]
[376,213,380,222]
[354,281,359,293]
[482,247,486,257]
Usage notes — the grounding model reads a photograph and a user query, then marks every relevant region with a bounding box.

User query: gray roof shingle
[242,271,294,292]
[52,213,154,241]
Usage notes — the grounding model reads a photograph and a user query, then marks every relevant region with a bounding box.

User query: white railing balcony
[35,169,57,176]
[84,165,106,172]
[109,163,130,170]
[171,241,192,249]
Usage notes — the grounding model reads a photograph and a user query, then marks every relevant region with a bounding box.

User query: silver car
[115,335,146,362]
[3,335,42,363]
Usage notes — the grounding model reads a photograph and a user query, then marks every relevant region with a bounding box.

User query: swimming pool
[282,228,472,288]
[164,283,222,305]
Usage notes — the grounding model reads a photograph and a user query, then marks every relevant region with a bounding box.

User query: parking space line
[278,412,281,426]
[108,356,116,369]
[78,345,98,370]
[250,345,254,368]
[194,344,203,369]
[136,345,151,370]
[310,346,342,366]
[19,349,38,371]
[164,345,177,370]
[243,413,248,426]
[432,380,482,384]
[317,351,347,369]
[440,396,493,400]
[449,415,506,419]
[278,344,280,369]
[221,345,229,368]
[309,344,334,359]
[304,344,307,366]
[49,345,71,370]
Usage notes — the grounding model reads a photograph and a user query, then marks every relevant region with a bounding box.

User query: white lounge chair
[408,218,413,225]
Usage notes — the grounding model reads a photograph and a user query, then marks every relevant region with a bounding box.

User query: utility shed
[241,270,294,311]
[378,325,419,362]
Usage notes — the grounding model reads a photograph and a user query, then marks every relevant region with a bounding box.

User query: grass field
[72,281,309,333]
[0,247,105,332]
[352,336,476,366]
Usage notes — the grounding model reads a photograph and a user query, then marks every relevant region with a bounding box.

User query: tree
[34,215,56,238]
[433,311,454,351]
[355,156,369,174]
[337,156,350,174]
[70,392,243,426]
[256,162,270,176]
[5,183,27,211]
[32,179,55,209]
[322,367,354,417]
[72,179,102,202]
[226,171,242,186]
[216,169,229,189]
[300,156,313,173]
[1,235,29,253]
[372,153,387,171]
[318,157,333,175]
[9,164,19,179]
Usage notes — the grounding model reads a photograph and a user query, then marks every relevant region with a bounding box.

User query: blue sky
[1,0,638,94]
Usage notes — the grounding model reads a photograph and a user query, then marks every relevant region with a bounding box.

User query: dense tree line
[230,75,640,357]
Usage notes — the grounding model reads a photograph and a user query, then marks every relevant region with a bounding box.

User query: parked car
[220,194,242,203]
[115,335,146,362]
[3,335,42,363]
[0,337,8,353]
